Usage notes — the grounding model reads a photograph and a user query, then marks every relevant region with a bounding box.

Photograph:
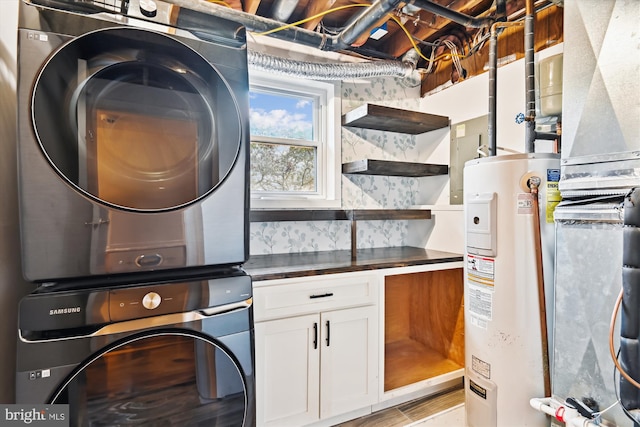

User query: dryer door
[32,27,243,212]
[50,333,249,426]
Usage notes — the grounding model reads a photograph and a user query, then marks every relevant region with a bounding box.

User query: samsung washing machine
[16,269,255,426]
[17,0,251,283]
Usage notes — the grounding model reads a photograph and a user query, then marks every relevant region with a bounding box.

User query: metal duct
[247,49,418,80]
[270,0,299,22]
[411,0,493,28]
[165,0,405,51]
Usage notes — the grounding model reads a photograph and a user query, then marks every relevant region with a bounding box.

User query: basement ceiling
[217,0,563,92]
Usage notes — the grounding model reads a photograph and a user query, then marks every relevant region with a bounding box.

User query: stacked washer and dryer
[15,0,255,425]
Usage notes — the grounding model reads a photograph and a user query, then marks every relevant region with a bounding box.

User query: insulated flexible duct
[621,189,640,422]
[247,49,418,81]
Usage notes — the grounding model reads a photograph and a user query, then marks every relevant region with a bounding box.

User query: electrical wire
[251,2,468,66]
[613,348,640,424]
[442,39,464,78]
[593,398,620,419]
[253,4,371,36]
[609,288,640,389]
[205,0,231,7]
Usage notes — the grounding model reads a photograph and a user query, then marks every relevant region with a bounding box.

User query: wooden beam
[244,0,262,14]
[302,0,339,31]
[420,5,563,96]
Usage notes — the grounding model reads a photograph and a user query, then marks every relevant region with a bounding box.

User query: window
[249,71,341,209]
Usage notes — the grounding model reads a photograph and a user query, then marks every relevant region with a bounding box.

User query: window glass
[249,91,314,141]
[249,72,340,209]
[251,142,316,192]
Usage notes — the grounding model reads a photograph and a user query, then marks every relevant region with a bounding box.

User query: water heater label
[546,169,561,223]
[469,379,488,399]
[472,356,491,379]
[467,254,494,284]
[468,284,493,321]
[517,193,534,214]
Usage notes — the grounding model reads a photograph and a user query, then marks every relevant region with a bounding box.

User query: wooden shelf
[342,160,449,177]
[342,104,449,134]
[250,209,430,222]
[250,210,348,222]
[384,338,463,391]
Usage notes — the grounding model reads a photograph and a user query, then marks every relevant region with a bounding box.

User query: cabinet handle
[313,322,318,349]
[309,293,334,299]
[325,320,330,347]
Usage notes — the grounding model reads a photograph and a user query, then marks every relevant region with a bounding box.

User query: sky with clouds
[249,90,314,140]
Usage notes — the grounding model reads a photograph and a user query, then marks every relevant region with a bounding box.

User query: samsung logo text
[49,307,81,315]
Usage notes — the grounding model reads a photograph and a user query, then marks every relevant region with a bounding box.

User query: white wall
[412,43,564,255]
[0,0,34,404]
[421,43,564,154]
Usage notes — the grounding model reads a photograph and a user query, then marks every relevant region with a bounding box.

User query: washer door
[51,333,248,426]
[32,28,243,211]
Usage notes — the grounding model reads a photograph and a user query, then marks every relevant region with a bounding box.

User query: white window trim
[249,70,341,209]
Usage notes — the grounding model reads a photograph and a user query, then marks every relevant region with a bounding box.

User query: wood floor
[335,386,465,427]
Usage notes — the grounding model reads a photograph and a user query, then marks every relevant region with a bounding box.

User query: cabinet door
[320,305,378,419]
[255,314,320,427]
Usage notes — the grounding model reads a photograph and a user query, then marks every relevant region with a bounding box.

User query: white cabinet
[254,273,378,427]
[320,305,377,419]
[255,314,320,427]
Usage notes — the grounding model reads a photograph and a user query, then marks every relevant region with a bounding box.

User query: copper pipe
[529,176,552,398]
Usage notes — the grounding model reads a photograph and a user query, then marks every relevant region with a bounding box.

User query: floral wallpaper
[250,75,431,255]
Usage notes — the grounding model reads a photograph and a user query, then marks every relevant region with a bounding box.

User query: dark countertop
[244,246,464,281]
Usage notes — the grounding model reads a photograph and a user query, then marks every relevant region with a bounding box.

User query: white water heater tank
[464,153,560,426]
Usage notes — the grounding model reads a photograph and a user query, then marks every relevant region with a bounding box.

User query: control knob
[142,292,161,310]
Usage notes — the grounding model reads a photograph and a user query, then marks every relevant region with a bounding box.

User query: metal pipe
[333,0,404,50]
[524,0,537,152]
[486,0,507,157]
[270,0,299,22]
[167,0,494,52]
[164,0,498,81]
[167,0,330,48]
[166,0,404,52]
[410,0,493,28]
[488,21,523,156]
[488,26,498,156]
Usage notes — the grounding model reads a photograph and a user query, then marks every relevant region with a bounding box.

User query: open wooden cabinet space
[384,269,465,391]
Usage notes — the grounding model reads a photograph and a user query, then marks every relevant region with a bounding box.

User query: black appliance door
[32,27,243,211]
[50,332,247,426]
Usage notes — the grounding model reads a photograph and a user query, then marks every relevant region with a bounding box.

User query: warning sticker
[467,254,494,285]
[472,355,491,379]
[470,314,488,330]
[517,193,534,214]
[467,255,494,325]
[468,284,493,321]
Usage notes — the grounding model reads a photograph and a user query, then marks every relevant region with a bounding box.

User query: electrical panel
[450,115,487,204]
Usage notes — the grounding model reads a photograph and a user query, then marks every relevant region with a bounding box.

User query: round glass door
[32,28,243,211]
[51,333,247,426]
